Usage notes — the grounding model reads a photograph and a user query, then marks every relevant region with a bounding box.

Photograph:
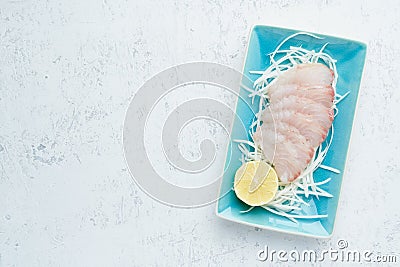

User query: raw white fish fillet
[253,63,334,183]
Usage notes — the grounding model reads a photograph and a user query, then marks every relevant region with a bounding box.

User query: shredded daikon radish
[236,32,349,222]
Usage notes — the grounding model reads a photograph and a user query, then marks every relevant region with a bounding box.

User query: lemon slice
[234,160,278,206]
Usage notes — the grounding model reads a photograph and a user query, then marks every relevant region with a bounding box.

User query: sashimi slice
[254,63,335,183]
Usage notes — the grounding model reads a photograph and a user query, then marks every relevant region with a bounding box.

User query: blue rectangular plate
[216,25,366,238]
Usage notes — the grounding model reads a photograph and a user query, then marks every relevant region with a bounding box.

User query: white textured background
[1,0,400,266]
